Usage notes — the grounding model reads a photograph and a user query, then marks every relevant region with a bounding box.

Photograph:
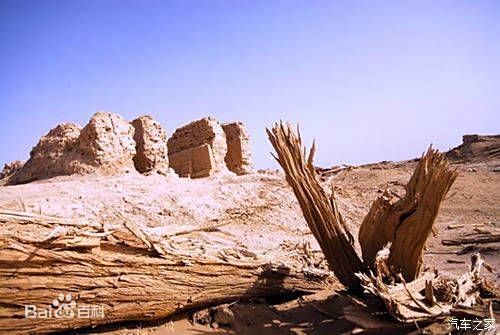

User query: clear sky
[1,0,499,169]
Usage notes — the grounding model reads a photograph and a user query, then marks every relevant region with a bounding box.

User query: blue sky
[1,0,499,168]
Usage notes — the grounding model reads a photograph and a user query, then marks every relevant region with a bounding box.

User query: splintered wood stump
[0,211,333,334]
[265,122,497,324]
[359,148,458,281]
[267,122,457,290]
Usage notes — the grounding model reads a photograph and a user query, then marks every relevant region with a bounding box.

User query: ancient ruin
[167,117,228,178]
[0,160,23,180]
[167,117,253,178]
[7,112,137,184]
[168,144,214,178]
[131,115,169,174]
[78,112,137,171]
[222,122,252,175]
[8,123,84,184]
[3,113,253,184]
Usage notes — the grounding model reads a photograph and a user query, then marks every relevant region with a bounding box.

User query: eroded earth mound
[223,122,252,175]
[7,113,138,185]
[8,123,84,184]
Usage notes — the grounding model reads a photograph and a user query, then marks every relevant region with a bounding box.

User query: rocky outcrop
[222,122,252,175]
[446,135,500,162]
[131,115,169,174]
[167,117,228,177]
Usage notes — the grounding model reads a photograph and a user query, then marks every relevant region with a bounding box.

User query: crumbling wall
[222,122,252,175]
[131,115,169,174]
[8,123,84,184]
[0,161,24,180]
[78,112,136,170]
[6,113,253,184]
[168,144,214,178]
[167,117,228,177]
[8,112,137,185]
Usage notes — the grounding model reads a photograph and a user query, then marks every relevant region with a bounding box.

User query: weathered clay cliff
[447,134,500,162]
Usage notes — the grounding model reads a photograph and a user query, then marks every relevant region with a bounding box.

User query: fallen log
[0,210,334,334]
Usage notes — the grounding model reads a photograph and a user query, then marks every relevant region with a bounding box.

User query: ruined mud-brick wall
[131,115,169,174]
[77,112,137,170]
[0,161,24,180]
[7,112,170,185]
[167,117,228,178]
[3,112,252,184]
[222,122,252,175]
[8,123,86,184]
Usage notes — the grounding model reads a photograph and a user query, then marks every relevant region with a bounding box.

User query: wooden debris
[266,122,364,289]
[0,210,332,334]
[357,254,497,323]
[442,234,500,246]
[266,122,497,327]
[359,147,458,281]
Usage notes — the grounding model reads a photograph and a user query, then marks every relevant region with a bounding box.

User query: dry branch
[0,210,333,334]
[266,123,364,289]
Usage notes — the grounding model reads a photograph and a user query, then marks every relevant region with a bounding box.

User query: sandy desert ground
[0,138,498,334]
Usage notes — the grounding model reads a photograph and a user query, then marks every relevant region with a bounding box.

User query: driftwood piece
[357,253,498,323]
[442,234,500,246]
[359,147,458,281]
[0,210,333,334]
[266,123,364,289]
[357,272,451,322]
